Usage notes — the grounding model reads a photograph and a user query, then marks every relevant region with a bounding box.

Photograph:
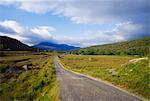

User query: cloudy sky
[0,0,149,47]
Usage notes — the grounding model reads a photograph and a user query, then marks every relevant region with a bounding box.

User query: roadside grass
[0,54,59,101]
[60,54,150,100]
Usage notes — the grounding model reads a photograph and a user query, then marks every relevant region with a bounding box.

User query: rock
[28,66,32,70]
[23,65,28,70]
[22,64,32,70]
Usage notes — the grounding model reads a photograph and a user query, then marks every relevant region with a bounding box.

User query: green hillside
[0,36,36,51]
[69,38,150,56]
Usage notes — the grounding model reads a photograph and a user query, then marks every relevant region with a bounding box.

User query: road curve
[54,57,142,101]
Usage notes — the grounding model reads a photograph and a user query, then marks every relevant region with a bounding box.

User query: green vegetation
[60,55,150,100]
[0,54,59,101]
[68,38,150,56]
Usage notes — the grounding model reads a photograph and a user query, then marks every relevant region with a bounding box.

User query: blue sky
[0,0,149,47]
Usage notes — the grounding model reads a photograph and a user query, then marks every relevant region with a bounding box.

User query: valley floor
[0,53,149,101]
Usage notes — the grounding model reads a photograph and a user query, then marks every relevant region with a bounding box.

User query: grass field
[0,53,59,101]
[60,54,150,100]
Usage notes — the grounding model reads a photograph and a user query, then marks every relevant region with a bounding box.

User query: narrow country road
[54,57,142,101]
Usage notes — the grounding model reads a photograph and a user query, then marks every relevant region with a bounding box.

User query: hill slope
[33,42,79,51]
[0,36,35,51]
[69,38,150,56]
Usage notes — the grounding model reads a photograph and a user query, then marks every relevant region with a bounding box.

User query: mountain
[68,38,150,56]
[0,36,35,51]
[33,42,79,51]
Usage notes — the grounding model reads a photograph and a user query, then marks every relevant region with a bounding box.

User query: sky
[0,0,149,47]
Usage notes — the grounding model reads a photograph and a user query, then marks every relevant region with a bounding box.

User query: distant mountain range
[33,42,79,51]
[0,36,35,51]
[0,36,79,51]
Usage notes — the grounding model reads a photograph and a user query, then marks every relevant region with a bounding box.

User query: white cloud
[30,26,55,39]
[19,0,57,14]
[0,20,149,47]
[114,21,149,40]
[0,0,149,47]
[0,0,148,24]
[0,20,56,45]
[54,21,149,47]
[55,0,148,24]
[0,0,16,5]
[0,20,24,34]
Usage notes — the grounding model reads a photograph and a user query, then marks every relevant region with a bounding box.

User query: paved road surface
[54,57,142,101]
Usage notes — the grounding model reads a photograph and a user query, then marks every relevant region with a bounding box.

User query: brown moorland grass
[0,54,59,101]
